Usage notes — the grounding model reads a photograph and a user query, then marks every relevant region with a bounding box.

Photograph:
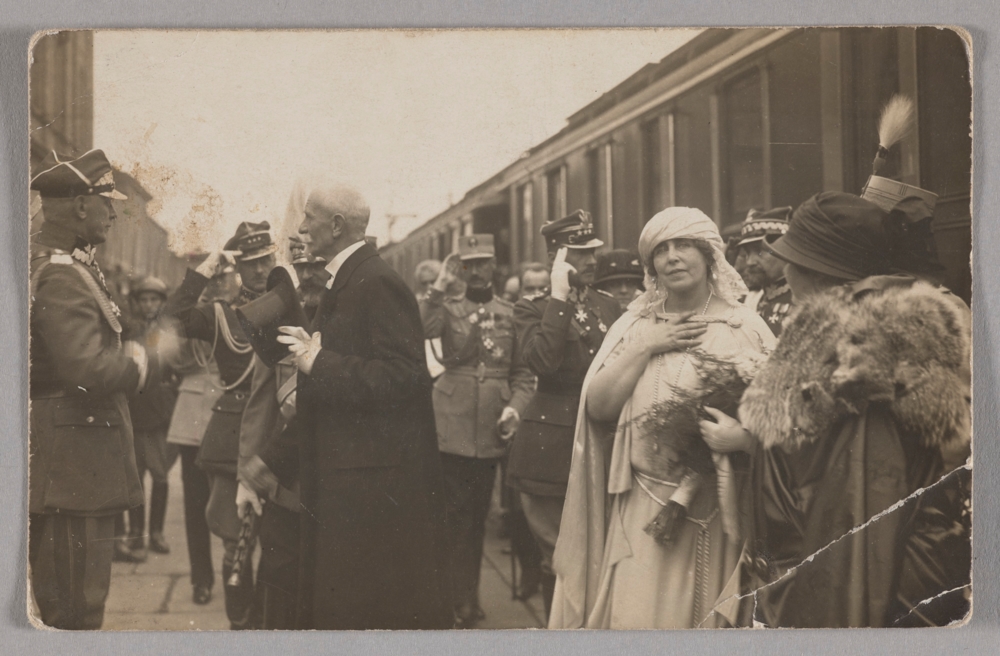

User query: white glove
[433,253,461,293]
[550,247,576,302]
[497,406,520,441]
[236,481,263,518]
[122,340,149,391]
[195,250,237,278]
[276,326,323,375]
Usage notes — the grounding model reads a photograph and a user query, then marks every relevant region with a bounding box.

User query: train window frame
[544,163,567,223]
[719,64,769,230]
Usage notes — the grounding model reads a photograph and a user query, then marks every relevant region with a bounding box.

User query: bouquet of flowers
[636,350,760,546]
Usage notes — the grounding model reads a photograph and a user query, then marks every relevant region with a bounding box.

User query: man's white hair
[306,183,370,238]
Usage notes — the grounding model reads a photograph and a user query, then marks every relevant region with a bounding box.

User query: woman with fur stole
[548,208,776,629]
[725,192,971,627]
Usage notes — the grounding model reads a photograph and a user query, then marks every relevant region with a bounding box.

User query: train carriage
[380,27,971,303]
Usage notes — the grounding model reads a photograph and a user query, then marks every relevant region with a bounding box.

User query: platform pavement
[102,461,545,631]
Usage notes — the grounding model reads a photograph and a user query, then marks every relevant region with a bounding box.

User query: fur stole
[739,277,970,452]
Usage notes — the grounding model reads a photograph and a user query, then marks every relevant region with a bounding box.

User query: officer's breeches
[29,512,116,630]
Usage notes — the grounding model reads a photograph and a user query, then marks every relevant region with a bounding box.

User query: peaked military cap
[541,209,604,250]
[458,234,495,261]
[594,249,644,286]
[31,149,127,200]
[737,206,792,247]
[225,221,279,262]
[131,276,168,299]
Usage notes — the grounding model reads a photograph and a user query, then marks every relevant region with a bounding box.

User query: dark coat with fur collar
[738,276,971,627]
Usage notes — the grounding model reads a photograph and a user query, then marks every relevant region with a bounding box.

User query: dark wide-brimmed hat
[31,149,128,200]
[542,210,604,251]
[225,221,279,262]
[768,192,892,281]
[594,249,644,286]
[235,266,309,368]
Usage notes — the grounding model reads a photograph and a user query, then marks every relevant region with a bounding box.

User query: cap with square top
[541,209,604,250]
[457,234,495,261]
[736,207,792,247]
[225,221,279,262]
[30,149,127,200]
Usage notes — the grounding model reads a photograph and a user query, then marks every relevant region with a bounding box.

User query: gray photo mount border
[2,2,996,654]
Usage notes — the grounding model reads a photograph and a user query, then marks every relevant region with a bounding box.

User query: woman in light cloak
[549,208,775,629]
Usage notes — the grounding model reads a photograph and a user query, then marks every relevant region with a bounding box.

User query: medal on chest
[468,306,505,359]
[574,301,608,334]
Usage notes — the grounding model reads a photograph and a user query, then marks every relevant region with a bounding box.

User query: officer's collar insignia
[765,281,791,301]
[71,239,97,267]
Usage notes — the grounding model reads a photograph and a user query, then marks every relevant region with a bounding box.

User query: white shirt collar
[324,240,366,289]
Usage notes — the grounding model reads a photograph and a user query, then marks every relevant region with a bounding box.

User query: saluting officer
[164,221,278,630]
[28,150,147,629]
[507,210,621,618]
[420,234,535,628]
[737,207,794,336]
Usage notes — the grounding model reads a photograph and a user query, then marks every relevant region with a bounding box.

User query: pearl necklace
[652,289,714,404]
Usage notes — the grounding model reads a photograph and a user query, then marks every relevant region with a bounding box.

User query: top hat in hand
[235,266,309,368]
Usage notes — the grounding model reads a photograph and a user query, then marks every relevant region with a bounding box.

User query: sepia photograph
[26,27,971,631]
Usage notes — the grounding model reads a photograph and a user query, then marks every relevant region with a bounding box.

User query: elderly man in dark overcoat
[277,183,452,630]
[28,150,146,629]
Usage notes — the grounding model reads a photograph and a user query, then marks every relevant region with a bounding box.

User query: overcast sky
[94,29,697,255]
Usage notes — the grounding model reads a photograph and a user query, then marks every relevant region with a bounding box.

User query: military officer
[738,207,795,336]
[28,149,147,629]
[507,210,622,618]
[420,234,535,628]
[164,220,277,630]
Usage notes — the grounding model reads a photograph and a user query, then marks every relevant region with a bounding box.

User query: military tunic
[420,287,534,458]
[756,278,794,337]
[507,287,621,497]
[165,269,258,476]
[28,222,144,630]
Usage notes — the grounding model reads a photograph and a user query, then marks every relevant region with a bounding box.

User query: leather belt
[446,363,508,383]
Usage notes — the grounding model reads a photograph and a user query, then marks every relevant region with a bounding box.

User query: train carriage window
[587,148,601,223]
[546,166,566,221]
[767,31,824,210]
[722,68,766,228]
[673,88,714,217]
[642,118,662,219]
[517,182,533,266]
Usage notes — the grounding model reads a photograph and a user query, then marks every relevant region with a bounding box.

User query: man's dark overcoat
[296,242,452,630]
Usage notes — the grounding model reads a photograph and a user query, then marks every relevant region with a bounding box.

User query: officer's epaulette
[523,291,549,303]
[31,246,71,268]
[594,288,615,299]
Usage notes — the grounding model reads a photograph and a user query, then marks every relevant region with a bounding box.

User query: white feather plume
[877,94,915,150]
